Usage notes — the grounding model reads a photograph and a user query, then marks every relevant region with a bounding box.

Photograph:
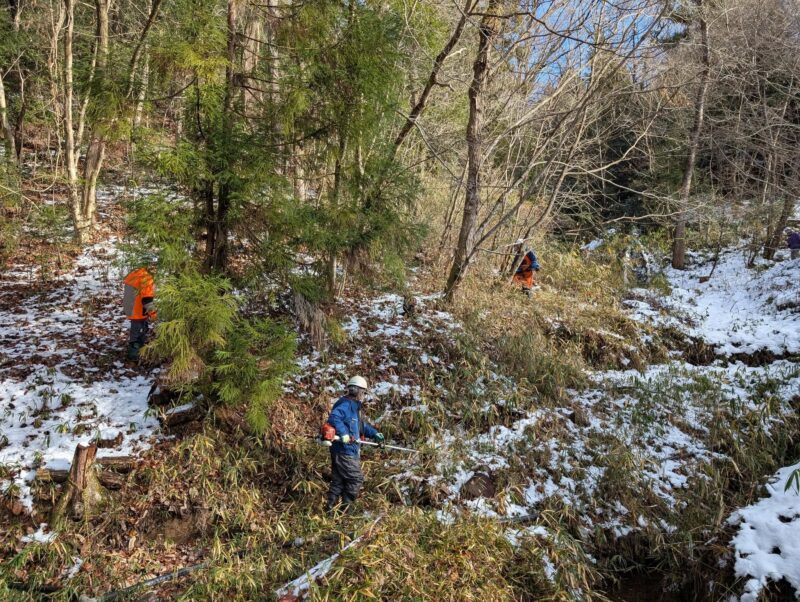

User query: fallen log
[160,403,201,428]
[37,467,125,490]
[36,468,70,483]
[95,455,139,472]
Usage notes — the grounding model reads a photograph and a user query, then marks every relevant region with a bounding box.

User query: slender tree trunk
[764,197,795,260]
[80,0,111,242]
[444,0,501,300]
[48,0,66,171]
[672,4,710,269]
[202,180,216,266]
[13,66,26,161]
[63,0,86,242]
[327,131,348,296]
[133,54,149,129]
[0,71,16,166]
[207,0,238,272]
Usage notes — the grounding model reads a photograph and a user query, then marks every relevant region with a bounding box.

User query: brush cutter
[316,434,418,454]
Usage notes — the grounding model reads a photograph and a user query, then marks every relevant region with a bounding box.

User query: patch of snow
[21,523,57,544]
[165,402,195,415]
[728,461,800,601]
[65,556,84,579]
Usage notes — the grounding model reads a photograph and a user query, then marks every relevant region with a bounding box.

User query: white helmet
[347,375,368,390]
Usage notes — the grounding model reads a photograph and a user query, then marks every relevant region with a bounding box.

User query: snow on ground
[0,233,160,511]
[728,461,800,601]
[627,249,800,355]
[425,360,799,539]
[284,292,458,411]
[20,523,58,544]
[621,242,800,598]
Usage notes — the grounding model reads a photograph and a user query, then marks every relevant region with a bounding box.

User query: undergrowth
[435,242,658,405]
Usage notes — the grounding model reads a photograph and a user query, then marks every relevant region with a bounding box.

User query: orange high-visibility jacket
[512,254,536,288]
[123,268,155,320]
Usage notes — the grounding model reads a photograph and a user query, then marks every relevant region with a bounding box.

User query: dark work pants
[327,452,364,510]
[128,319,149,359]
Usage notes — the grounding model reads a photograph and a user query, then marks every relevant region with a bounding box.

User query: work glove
[340,435,352,444]
[374,433,385,448]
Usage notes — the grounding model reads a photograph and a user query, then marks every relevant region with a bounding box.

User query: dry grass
[415,241,657,405]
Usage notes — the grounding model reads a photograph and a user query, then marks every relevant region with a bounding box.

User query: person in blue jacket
[326,375,384,513]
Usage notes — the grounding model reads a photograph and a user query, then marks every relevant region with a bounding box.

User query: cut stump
[51,442,105,524]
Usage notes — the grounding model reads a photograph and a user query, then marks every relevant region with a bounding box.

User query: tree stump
[51,442,105,524]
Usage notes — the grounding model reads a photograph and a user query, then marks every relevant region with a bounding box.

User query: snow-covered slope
[628,250,800,355]
[283,263,800,596]
[0,241,159,511]
[625,245,800,600]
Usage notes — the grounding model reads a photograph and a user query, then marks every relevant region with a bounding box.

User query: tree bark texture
[672,4,710,269]
[0,71,16,165]
[79,0,111,243]
[51,442,104,524]
[444,0,501,299]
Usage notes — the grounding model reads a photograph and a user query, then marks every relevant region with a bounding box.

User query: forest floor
[1,188,799,601]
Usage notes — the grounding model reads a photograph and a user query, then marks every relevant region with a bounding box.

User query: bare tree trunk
[206,0,238,272]
[80,0,111,242]
[63,0,86,242]
[672,4,710,269]
[444,0,501,300]
[0,71,16,166]
[48,0,66,172]
[202,179,216,266]
[133,53,149,129]
[326,130,347,296]
[764,197,795,260]
[12,65,26,161]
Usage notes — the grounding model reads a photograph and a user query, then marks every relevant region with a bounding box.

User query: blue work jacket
[328,395,378,456]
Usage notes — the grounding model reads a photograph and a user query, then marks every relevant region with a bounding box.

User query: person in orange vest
[123,265,156,360]
[512,249,540,296]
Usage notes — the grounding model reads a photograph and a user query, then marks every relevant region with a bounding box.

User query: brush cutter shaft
[332,436,418,453]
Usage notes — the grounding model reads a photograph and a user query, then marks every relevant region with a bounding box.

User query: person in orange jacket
[123,265,156,360]
[512,249,540,296]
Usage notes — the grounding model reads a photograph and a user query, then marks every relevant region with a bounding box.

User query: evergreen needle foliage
[144,271,296,433]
